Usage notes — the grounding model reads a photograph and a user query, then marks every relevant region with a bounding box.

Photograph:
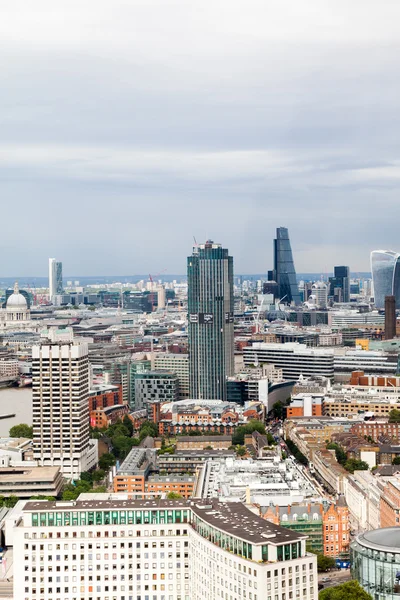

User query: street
[318,569,352,590]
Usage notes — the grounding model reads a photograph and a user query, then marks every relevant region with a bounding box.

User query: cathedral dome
[6,282,27,309]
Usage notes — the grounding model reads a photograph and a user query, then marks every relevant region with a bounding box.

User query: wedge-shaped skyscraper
[268,227,301,305]
[371,250,400,309]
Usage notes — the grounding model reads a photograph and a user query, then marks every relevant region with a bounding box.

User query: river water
[0,388,32,437]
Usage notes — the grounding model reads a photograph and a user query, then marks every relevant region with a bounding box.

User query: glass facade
[187,241,234,400]
[31,508,189,527]
[352,530,400,600]
[273,227,301,305]
[371,250,400,309]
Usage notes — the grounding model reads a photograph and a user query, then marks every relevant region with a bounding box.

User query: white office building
[15,497,317,600]
[49,258,63,300]
[243,343,334,380]
[32,340,98,479]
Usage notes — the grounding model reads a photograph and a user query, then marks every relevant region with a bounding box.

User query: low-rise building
[176,435,232,451]
[0,466,63,498]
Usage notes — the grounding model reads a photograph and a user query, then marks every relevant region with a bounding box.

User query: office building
[268,227,301,305]
[154,353,190,399]
[15,497,318,600]
[32,340,98,478]
[329,266,350,303]
[385,295,397,340]
[135,370,179,411]
[48,258,63,299]
[188,240,234,400]
[351,528,400,599]
[371,250,400,309]
[243,342,335,380]
[310,282,328,308]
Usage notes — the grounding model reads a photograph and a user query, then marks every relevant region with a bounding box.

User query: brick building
[263,496,350,558]
[380,478,400,528]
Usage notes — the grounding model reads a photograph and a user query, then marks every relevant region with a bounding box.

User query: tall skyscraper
[188,240,234,400]
[385,295,396,340]
[371,250,400,308]
[48,257,63,299]
[329,265,350,303]
[32,336,97,478]
[268,227,300,305]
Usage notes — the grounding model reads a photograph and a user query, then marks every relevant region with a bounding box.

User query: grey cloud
[1,0,400,276]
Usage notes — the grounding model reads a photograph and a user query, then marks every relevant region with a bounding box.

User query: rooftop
[357,527,400,551]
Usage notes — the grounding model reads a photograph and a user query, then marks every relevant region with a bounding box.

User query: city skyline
[2,1,400,275]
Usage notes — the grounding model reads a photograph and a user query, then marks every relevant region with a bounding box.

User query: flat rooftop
[23,498,305,545]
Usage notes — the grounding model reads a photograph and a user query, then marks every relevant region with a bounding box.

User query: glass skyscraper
[371,250,400,309]
[329,265,350,303]
[269,227,301,305]
[188,240,234,400]
[49,258,63,298]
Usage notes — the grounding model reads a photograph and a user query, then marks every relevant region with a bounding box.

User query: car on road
[322,577,331,582]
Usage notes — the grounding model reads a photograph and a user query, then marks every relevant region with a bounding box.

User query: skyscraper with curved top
[371,250,400,309]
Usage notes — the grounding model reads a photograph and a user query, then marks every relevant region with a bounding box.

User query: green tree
[92,469,106,482]
[393,457,400,465]
[326,442,347,465]
[62,490,78,501]
[266,433,276,446]
[123,415,134,436]
[389,409,400,423]
[80,471,93,484]
[4,495,19,508]
[271,401,284,419]
[236,445,246,456]
[319,581,372,600]
[29,495,56,500]
[232,420,266,446]
[344,459,369,473]
[316,554,336,572]
[112,435,137,459]
[139,420,158,440]
[99,453,116,471]
[9,424,33,438]
[166,492,182,500]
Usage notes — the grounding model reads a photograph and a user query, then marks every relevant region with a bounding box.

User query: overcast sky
[2,0,400,276]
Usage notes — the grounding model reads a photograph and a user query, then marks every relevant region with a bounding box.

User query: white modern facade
[32,340,97,478]
[15,497,318,600]
[49,258,63,300]
[243,343,334,380]
[310,282,328,308]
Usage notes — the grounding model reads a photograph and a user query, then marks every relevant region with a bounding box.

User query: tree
[139,420,158,440]
[92,469,106,482]
[9,424,33,438]
[232,420,266,446]
[389,409,400,423]
[344,459,369,473]
[266,433,276,446]
[236,445,246,456]
[166,492,182,500]
[316,554,336,572]
[271,401,284,420]
[319,581,372,600]
[99,453,116,471]
[4,495,19,508]
[187,430,202,436]
[326,442,347,465]
[393,457,400,465]
[80,471,93,484]
[123,415,134,436]
[112,435,137,459]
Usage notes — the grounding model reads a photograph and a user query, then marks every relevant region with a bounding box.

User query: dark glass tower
[270,227,300,305]
[329,266,350,303]
[188,240,234,400]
